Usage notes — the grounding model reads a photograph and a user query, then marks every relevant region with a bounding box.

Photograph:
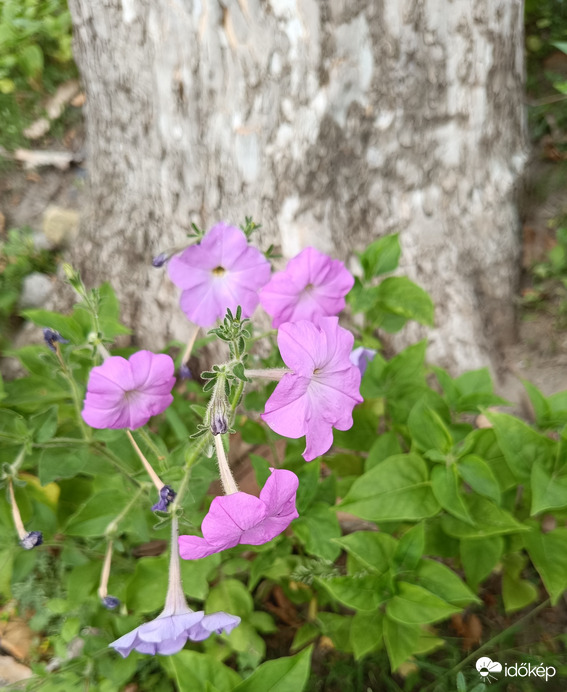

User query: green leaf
[383,616,421,671]
[97,282,131,338]
[441,495,527,538]
[522,380,551,429]
[291,623,319,652]
[485,411,555,482]
[359,234,401,280]
[460,537,503,590]
[164,650,241,692]
[408,399,453,453]
[65,489,127,536]
[206,579,253,618]
[232,646,312,692]
[293,503,341,561]
[373,277,434,326]
[39,447,88,486]
[333,400,381,452]
[30,406,58,443]
[180,553,220,601]
[365,432,403,472]
[394,523,425,573]
[386,582,460,625]
[18,43,44,78]
[334,531,397,575]
[458,455,501,504]
[317,574,390,611]
[125,556,168,613]
[338,454,440,522]
[350,611,384,660]
[21,309,84,344]
[524,527,567,605]
[530,460,567,515]
[317,613,352,652]
[0,409,28,441]
[431,465,473,524]
[415,559,480,607]
[502,553,538,613]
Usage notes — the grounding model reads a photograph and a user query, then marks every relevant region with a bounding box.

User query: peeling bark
[67,0,526,372]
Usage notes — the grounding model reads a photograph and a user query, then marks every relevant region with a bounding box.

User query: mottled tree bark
[67,0,526,372]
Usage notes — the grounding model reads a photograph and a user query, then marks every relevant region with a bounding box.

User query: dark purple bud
[211,410,229,436]
[179,363,193,380]
[43,329,69,352]
[152,252,168,268]
[20,531,43,550]
[152,485,177,512]
[101,595,121,610]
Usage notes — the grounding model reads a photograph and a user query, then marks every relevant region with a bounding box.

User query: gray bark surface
[67,0,526,372]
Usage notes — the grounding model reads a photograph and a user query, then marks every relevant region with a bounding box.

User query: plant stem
[214,434,238,495]
[421,598,552,692]
[125,430,164,491]
[54,343,91,441]
[105,484,145,536]
[8,478,26,540]
[97,540,113,599]
[138,427,166,462]
[181,325,200,365]
[243,368,290,380]
[162,516,190,615]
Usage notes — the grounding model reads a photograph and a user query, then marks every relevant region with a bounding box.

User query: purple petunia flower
[110,517,240,657]
[261,317,363,461]
[178,468,298,559]
[167,222,271,328]
[350,346,377,376]
[82,350,176,430]
[259,247,354,328]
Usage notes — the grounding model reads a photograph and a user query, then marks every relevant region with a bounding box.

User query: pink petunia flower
[82,350,175,429]
[259,247,354,328]
[261,317,363,461]
[178,468,299,559]
[167,222,271,327]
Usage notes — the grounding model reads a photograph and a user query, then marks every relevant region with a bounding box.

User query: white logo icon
[476,657,503,683]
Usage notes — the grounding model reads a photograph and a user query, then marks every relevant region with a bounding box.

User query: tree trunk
[67,0,526,373]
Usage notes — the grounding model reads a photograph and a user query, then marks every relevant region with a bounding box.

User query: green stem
[55,344,91,441]
[105,485,145,536]
[421,599,551,692]
[138,427,166,462]
[171,435,210,512]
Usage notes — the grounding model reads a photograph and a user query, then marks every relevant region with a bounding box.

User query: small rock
[19,272,53,309]
[42,205,80,247]
[0,656,32,686]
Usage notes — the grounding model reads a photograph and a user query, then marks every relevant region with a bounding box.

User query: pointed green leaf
[359,234,401,280]
[415,558,480,607]
[460,536,503,590]
[387,583,460,625]
[374,277,434,326]
[394,524,425,574]
[316,574,390,611]
[350,611,384,660]
[338,454,440,522]
[333,531,397,575]
[293,503,341,561]
[408,401,453,454]
[458,455,501,504]
[485,411,555,482]
[232,646,312,692]
[431,465,473,523]
[530,460,567,515]
[383,616,421,671]
[441,496,527,538]
[502,553,538,613]
[163,650,241,692]
[524,527,567,605]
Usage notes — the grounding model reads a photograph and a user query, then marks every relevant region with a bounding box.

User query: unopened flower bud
[211,409,229,436]
[43,328,69,352]
[179,363,193,380]
[152,485,177,512]
[152,252,168,268]
[20,531,43,550]
[101,595,121,610]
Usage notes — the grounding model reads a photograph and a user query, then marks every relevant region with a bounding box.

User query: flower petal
[201,493,268,548]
